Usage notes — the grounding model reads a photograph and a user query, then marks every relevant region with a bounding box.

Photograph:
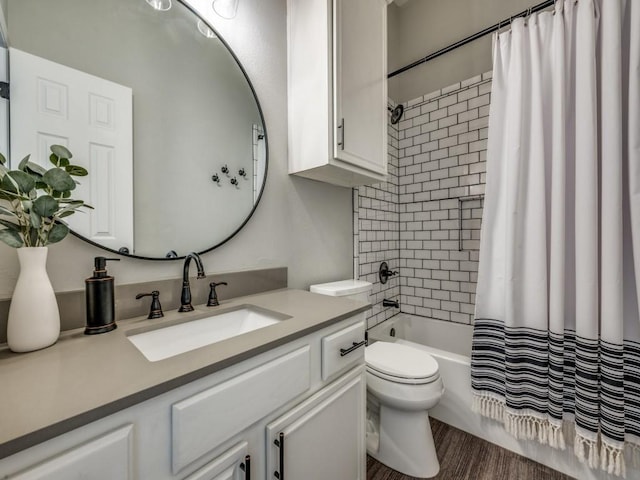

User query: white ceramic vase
[7,247,60,352]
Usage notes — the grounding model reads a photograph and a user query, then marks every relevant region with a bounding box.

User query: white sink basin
[127,306,288,362]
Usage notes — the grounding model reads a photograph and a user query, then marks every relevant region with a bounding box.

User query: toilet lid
[365,342,439,381]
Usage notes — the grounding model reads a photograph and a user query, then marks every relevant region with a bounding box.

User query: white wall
[388,0,536,103]
[0,0,354,297]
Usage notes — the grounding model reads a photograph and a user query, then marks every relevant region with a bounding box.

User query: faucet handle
[136,290,164,319]
[208,281,228,307]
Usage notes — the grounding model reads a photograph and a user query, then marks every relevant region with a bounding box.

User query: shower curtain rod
[388,0,555,79]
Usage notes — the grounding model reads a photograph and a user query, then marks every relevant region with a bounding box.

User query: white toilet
[310,279,444,479]
[366,341,443,478]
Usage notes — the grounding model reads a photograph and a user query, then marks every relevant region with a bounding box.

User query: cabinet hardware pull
[340,340,366,357]
[337,118,345,150]
[273,432,285,479]
[240,454,251,480]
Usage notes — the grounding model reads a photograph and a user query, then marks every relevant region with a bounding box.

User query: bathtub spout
[383,298,400,308]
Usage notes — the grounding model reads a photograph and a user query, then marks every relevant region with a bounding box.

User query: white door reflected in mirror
[10,48,134,253]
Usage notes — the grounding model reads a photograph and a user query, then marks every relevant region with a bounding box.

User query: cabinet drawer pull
[240,454,251,480]
[340,340,366,357]
[273,432,285,479]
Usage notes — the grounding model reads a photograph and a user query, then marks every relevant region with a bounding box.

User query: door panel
[9,48,133,251]
[333,0,386,175]
[267,367,366,480]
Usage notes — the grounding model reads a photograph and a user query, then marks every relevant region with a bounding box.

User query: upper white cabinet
[287,0,388,187]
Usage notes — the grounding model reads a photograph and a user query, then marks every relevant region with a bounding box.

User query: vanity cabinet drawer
[321,320,366,380]
[8,425,133,480]
[171,346,310,474]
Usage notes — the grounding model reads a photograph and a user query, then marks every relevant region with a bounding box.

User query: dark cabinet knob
[136,290,164,319]
[207,281,228,307]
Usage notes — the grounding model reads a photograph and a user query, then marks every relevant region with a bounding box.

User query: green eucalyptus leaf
[50,145,73,160]
[33,195,58,217]
[0,218,20,231]
[65,165,88,177]
[1,173,18,193]
[49,153,59,167]
[18,155,31,171]
[0,153,6,165]
[59,158,70,167]
[47,223,69,244]
[43,168,75,192]
[21,200,32,211]
[58,210,74,218]
[25,162,47,177]
[1,170,35,194]
[29,210,41,229]
[63,191,71,198]
[0,229,23,248]
[29,189,37,200]
[35,181,48,190]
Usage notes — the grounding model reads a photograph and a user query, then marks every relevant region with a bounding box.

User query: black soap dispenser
[85,257,120,335]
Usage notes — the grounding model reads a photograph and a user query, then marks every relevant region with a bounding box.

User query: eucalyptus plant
[0,145,92,248]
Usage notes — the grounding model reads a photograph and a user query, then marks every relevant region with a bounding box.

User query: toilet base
[369,405,440,479]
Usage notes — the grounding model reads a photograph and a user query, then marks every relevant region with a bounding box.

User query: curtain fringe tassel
[472,393,630,477]
[600,442,626,477]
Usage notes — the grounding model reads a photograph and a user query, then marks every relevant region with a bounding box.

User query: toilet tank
[310,279,373,303]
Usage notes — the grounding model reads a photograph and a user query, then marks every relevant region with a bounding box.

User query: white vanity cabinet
[287,0,388,187]
[0,314,366,480]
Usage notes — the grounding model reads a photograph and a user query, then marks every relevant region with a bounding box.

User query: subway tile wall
[353,116,400,329]
[355,73,491,328]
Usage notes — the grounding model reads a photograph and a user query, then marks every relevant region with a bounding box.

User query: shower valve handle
[379,261,398,284]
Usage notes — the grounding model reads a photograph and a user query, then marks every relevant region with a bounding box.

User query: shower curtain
[470,0,640,476]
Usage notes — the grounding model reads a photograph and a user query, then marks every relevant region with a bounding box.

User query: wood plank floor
[367,418,575,480]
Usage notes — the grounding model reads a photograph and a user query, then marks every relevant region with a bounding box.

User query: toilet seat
[365,342,440,385]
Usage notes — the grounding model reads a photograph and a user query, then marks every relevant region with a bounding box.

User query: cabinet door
[333,0,387,176]
[183,442,250,480]
[7,425,133,480]
[266,367,366,480]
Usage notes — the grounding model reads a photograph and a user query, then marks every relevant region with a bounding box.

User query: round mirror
[6,0,267,259]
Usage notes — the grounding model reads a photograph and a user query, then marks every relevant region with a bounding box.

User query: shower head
[388,104,404,125]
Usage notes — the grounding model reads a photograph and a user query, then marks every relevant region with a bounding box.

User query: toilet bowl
[309,279,443,478]
[366,341,444,479]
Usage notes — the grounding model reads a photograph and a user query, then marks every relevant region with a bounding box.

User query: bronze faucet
[179,252,206,312]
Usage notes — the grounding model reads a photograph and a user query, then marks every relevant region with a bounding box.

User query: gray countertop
[0,288,370,459]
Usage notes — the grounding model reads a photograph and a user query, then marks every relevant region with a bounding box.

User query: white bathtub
[367,314,626,480]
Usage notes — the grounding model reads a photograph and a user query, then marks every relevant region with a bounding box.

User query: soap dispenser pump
[85,257,120,335]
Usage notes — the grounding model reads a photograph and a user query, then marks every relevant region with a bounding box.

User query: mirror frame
[58,0,269,261]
